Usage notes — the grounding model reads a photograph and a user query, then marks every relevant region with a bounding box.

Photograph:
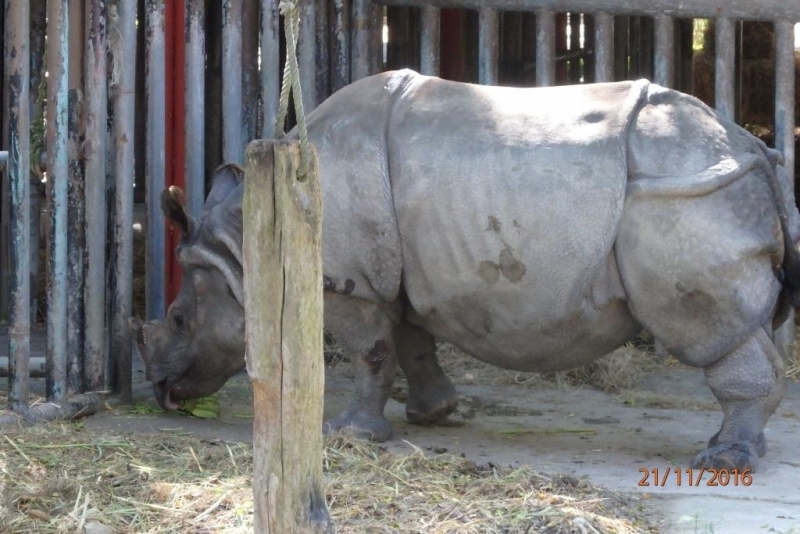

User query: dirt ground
[64,340,800,534]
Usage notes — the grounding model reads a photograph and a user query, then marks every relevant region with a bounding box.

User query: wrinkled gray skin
[131,70,800,472]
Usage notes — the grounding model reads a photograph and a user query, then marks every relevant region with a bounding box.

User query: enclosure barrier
[1,0,798,423]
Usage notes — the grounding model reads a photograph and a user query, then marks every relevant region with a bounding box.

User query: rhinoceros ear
[204,163,244,213]
[161,186,195,237]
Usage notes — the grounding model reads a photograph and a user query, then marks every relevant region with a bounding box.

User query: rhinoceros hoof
[708,431,766,458]
[690,442,760,472]
[322,411,393,442]
[406,395,459,426]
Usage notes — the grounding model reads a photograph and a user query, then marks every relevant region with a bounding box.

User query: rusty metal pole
[420,5,441,76]
[478,8,498,85]
[535,9,555,86]
[185,0,206,215]
[315,0,330,103]
[110,0,137,403]
[352,0,372,80]
[83,0,108,392]
[331,0,351,92]
[223,0,244,164]
[7,0,32,413]
[261,0,280,137]
[67,0,86,394]
[653,14,674,88]
[145,0,166,322]
[45,0,70,401]
[299,0,317,111]
[714,17,735,121]
[593,12,614,83]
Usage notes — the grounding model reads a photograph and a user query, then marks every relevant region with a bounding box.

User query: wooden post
[243,140,333,534]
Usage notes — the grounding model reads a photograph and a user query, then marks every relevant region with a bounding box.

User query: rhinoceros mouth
[154,379,181,411]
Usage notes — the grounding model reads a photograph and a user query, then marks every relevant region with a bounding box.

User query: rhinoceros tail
[761,144,800,311]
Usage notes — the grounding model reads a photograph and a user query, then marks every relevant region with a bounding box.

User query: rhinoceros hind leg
[394,322,458,425]
[322,295,401,442]
[690,329,784,472]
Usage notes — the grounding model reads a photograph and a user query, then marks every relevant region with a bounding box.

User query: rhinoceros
[130,70,800,471]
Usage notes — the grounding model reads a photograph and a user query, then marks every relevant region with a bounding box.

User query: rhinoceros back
[385,73,650,369]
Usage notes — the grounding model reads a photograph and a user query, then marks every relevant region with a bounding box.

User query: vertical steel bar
[29,0,47,326]
[67,0,85,394]
[0,0,9,325]
[420,5,440,76]
[45,0,69,401]
[222,0,244,164]
[352,0,372,80]
[7,0,31,412]
[331,0,351,91]
[146,0,166,322]
[299,0,317,111]
[654,14,674,88]
[243,0,261,140]
[478,8,498,85]
[261,0,280,138]
[315,0,330,103]
[110,0,136,403]
[84,0,107,392]
[775,20,797,355]
[775,20,795,189]
[714,17,735,121]
[185,0,206,215]
[594,12,614,83]
[535,9,555,86]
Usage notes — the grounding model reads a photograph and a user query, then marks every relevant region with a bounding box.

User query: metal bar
[110,0,137,403]
[299,0,318,111]
[775,20,795,188]
[261,0,280,137]
[45,0,69,402]
[714,17,735,121]
[654,14,674,87]
[373,0,800,22]
[0,0,9,325]
[7,0,31,413]
[185,0,206,215]
[83,0,107,392]
[29,0,47,326]
[315,0,331,102]
[222,0,245,164]
[331,0,351,92]
[146,0,166,323]
[369,3,383,74]
[67,0,86,394]
[478,8,498,85]
[535,9,555,86]
[352,0,372,80]
[242,0,261,139]
[420,6,440,76]
[594,12,614,83]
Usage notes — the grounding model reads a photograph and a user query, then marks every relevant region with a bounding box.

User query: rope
[275,0,311,179]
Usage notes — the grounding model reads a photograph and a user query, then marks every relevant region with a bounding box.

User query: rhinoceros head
[129,163,246,411]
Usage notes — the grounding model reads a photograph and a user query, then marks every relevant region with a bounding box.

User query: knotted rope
[275,0,311,180]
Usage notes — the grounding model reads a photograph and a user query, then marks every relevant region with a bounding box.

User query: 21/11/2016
[638,467,753,487]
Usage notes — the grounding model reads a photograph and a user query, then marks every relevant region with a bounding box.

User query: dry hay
[0,424,660,534]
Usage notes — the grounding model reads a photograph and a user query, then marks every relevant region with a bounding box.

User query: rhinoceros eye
[173,313,185,329]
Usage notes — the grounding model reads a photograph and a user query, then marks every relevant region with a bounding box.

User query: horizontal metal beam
[374,0,800,22]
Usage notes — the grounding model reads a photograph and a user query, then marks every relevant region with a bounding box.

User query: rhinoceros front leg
[322,294,400,442]
[692,328,785,471]
[394,321,458,425]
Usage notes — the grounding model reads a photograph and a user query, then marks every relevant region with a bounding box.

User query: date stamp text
[638,467,753,487]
